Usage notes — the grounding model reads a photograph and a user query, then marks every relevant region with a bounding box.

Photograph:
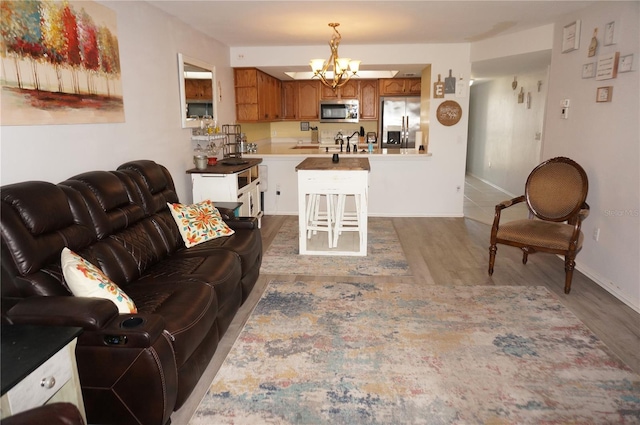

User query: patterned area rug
[191,281,640,424]
[260,217,411,276]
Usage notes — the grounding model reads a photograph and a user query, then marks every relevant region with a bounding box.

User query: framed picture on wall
[562,20,581,53]
[619,54,634,73]
[582,63,596,78]
[596,52,620,80]
[596,86,613,102]
[604,21,618,46]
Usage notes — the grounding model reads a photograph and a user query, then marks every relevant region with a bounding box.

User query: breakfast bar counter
[296,157,370,256]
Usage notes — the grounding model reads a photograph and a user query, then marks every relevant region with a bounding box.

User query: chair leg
[488,245,497,275]
[522,251,529,264]
[564,256,576,294]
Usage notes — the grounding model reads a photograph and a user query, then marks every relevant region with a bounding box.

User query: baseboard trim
[574,260,640,314]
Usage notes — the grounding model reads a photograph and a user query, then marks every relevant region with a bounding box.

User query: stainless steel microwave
[319,100,359,123]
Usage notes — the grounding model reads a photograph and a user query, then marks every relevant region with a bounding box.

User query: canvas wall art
[1,0,124,125]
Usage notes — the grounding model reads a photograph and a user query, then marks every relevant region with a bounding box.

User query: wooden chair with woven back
[488,157,590,294]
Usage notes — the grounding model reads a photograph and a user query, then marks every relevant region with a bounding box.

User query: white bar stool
[333,193,362,248]
[306,193,335,248]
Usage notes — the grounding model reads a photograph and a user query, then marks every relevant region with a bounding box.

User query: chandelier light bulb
[310,59,325,73]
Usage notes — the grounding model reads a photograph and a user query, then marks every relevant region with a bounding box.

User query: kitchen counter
[242,140,430,158]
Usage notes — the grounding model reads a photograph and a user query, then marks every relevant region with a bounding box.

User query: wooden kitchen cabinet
[282,80,320,121]
[234,68,281,122]
[359,79,378,120]
[281,81,298,120]
[320,79,359,100]
[378,78,421,96]
[185,79,212,100]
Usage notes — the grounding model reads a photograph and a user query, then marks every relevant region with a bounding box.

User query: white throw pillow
[167,200,235,248]
[61,247,137,314]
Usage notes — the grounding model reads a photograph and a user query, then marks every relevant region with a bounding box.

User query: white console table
[296,157,370,256]
[189,158,263,226]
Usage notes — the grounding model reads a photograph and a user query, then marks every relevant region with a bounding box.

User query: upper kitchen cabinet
[234,68,281,122]
[359,80,378,120]
[378,78,421,96]
[320,79,359,100]
[185,79,212,100]
[282,80,320,121]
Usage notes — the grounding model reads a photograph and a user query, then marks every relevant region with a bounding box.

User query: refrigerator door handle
[405,115,409,147]
[400,115,409,147]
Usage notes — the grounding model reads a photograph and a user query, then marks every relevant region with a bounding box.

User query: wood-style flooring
[173,175,640,424]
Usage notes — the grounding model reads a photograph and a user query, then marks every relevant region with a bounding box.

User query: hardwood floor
[172,178,640,424]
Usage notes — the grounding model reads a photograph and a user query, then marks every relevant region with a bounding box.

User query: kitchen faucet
[346,131,360,153]
[346,131,359,143]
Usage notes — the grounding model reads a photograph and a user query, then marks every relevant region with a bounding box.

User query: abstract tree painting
[1,0,124,125]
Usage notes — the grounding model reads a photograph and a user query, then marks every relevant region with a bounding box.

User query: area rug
[260,217,411,276]
[191,281,640,424]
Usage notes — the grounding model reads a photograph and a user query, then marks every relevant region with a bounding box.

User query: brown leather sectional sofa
[0,160,262,425]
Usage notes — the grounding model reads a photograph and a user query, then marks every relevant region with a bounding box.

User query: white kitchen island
[296,157,370,256]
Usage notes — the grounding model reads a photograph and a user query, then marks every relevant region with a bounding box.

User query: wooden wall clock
[436,100,462,126]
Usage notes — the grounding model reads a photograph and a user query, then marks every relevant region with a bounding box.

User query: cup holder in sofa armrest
[121,316,145,328]
[78,314,165,348]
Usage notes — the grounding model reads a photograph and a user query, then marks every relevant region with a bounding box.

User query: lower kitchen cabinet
[190,159,263,226]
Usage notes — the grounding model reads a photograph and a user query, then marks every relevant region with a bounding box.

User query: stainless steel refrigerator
[379,97,421,149]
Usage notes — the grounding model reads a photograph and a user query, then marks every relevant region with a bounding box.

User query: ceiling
[148,0,595,80]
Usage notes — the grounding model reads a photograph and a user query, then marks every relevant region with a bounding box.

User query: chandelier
[310,23,360,90]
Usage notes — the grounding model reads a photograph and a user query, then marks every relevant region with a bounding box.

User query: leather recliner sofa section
[0,160,262,425]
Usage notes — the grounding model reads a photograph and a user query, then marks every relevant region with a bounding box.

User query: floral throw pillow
[61,247,137,314]
[167,200,235,248]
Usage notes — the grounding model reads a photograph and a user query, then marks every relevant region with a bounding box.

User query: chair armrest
[225,216,259,230]
[496,195,526,211]
[578,202,590,221]
[6,296,119,331]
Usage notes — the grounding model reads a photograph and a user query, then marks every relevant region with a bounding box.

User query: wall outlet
[276,184,281,196]
[593,227,600,241]
[271,131,277,137]
[456,185,461,193]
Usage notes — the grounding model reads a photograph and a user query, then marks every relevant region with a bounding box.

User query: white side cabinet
[190,159,263,226]
[1,326,86,422]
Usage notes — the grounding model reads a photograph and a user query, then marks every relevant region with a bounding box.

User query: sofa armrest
[78,314,165,348]
[6,296,119,330]
[216,207,236,220]
[225,216,259,230]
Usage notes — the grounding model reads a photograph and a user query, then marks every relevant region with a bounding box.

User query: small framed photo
[619,54,634,73]
[604,21,617,46]
[562,20,581,53]
[300,121,310,131]
[582,62,596,78]
[596,86,613,103]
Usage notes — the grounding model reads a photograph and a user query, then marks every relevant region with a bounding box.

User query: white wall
[467,69,548,196]
[467,2,639,310]
[543,1,639,310]
[0,1,234,203]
